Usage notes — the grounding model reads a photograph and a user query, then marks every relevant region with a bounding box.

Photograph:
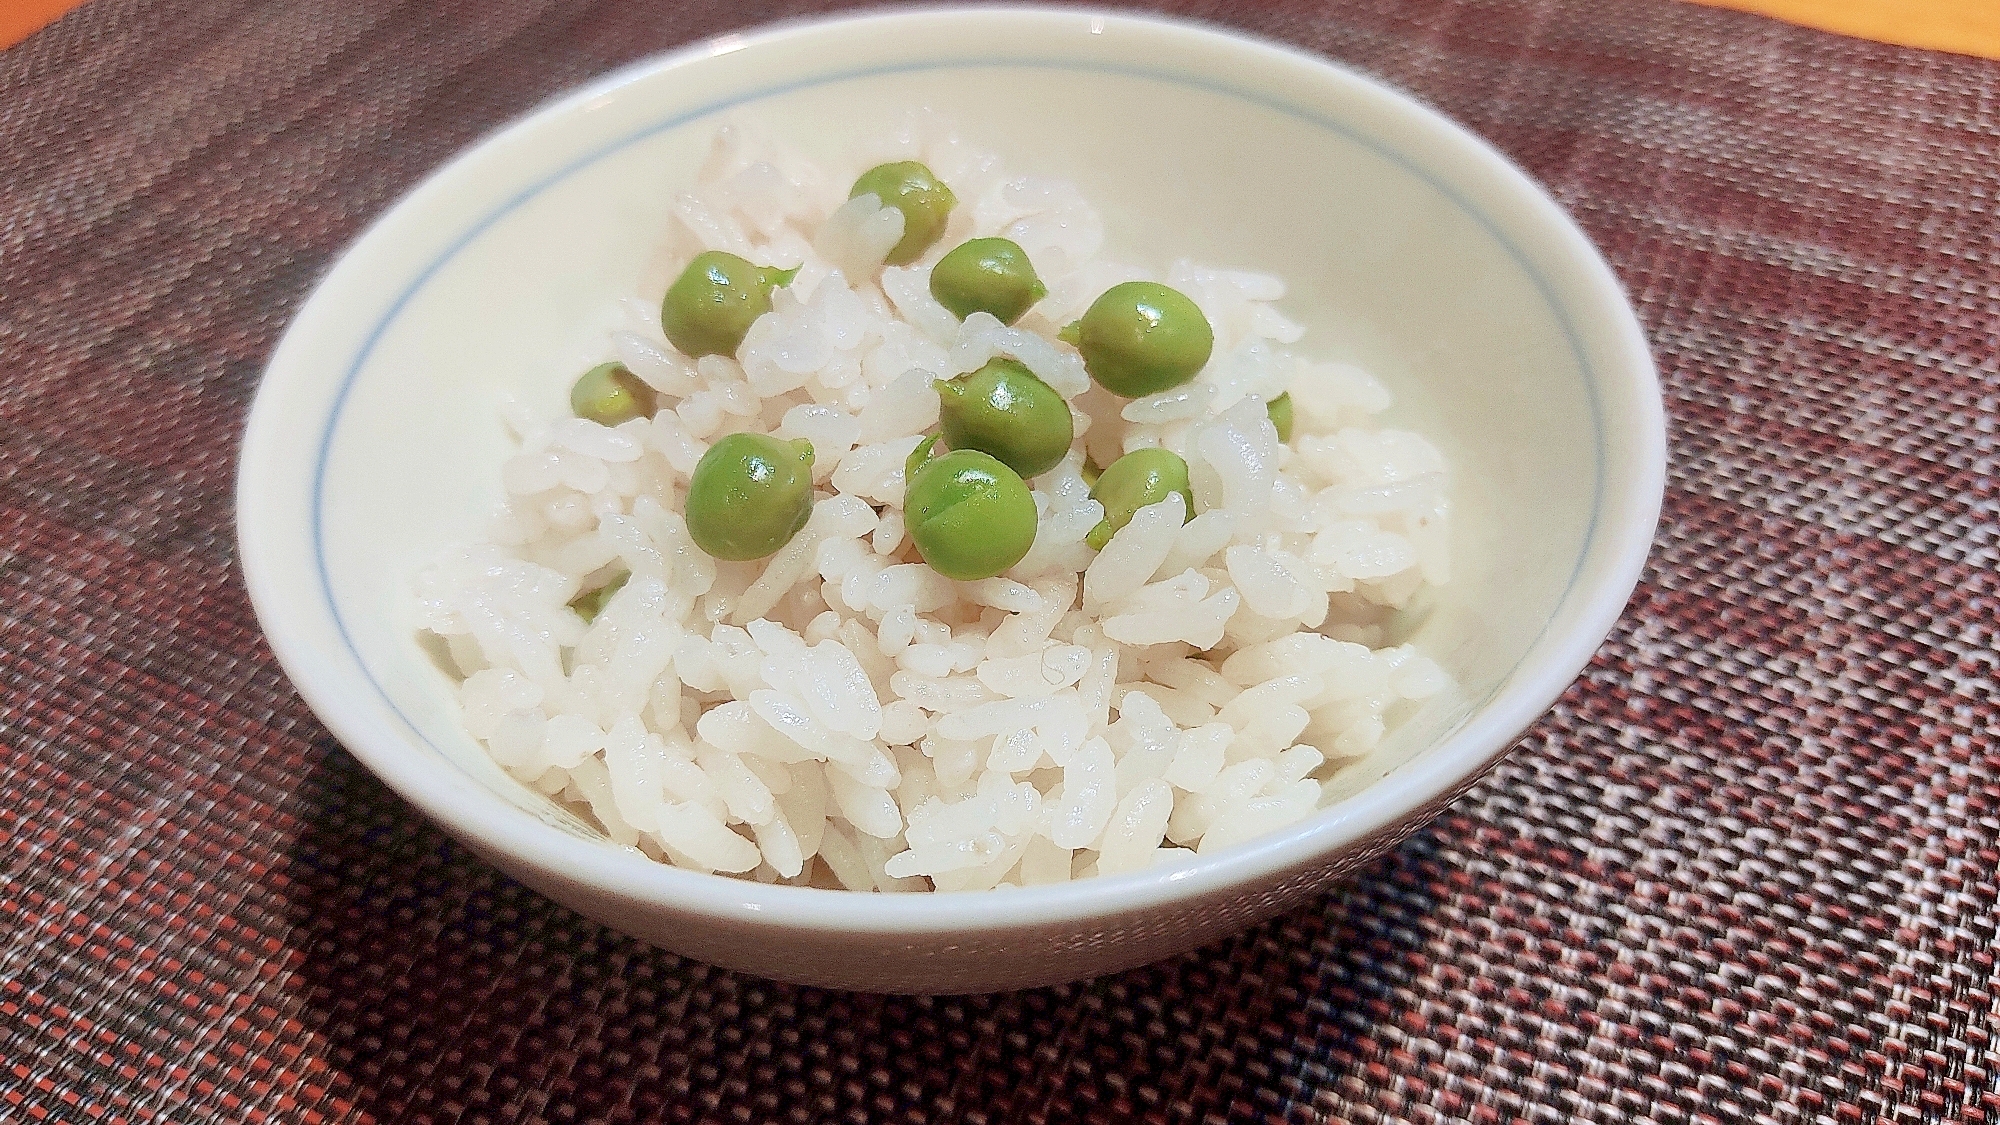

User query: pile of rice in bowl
[417,121,1454,892]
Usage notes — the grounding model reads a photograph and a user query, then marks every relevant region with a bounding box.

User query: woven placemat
[4,0,1996,1121]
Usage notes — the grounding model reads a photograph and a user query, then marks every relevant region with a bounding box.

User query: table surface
[1684,0,2000,58]
[4,1,1997,1122]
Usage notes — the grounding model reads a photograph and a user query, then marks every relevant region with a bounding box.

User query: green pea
[905,449,1038,581]
[661,250,799,358]
[934,358,1075,479]
[570,362,655,426]
[1080,455,1102,488]
[929,238,1046,324]
[1266,392,1294,443]
[685,433,816,561]
[568,569,630,623]
[1086,448,1194,550]
[1068,281,1214,397]
[850,161,956,266]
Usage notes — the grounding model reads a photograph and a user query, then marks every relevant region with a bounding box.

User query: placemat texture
[3,0,1996,1121]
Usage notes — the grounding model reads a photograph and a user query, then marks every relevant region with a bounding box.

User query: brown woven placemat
[4,0,1996,1121]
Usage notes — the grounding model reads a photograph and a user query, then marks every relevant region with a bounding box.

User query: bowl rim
[238,3,1665,936]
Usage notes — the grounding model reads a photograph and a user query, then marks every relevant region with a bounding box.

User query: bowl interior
[244,10,1657,908]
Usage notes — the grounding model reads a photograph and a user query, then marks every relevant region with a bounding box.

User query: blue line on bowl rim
[309,54,1607,810]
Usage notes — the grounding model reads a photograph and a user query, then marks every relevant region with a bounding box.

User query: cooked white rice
[416,118,1453,891]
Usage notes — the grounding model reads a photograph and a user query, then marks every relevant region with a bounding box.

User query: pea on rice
[416,118,1453,892]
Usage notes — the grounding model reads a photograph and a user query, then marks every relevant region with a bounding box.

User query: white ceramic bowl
[238,6,1663,993]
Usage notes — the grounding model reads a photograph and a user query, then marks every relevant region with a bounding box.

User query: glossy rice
[416,118,1455,891]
